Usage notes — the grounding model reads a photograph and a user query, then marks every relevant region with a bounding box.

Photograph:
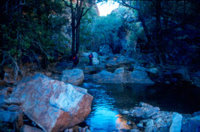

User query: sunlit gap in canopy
[97,0,119,16]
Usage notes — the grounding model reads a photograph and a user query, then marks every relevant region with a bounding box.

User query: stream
[82,82,200,131]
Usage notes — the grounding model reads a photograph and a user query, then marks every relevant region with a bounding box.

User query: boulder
[92,67,154,84]
[7,73,93,132]
[169,112,183,132]
[92,68,126,84]
[92,70,115,83]
[130,102,160,119]
[182,115,200,132]
[62,69,84,85]
[129,70,155,84]
[145,119,155,132]
[106,55,135,72]
[121,102,174,131]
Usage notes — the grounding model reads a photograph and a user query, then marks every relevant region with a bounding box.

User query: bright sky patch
[97,1,119,16]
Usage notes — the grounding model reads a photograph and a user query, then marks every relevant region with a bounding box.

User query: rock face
[62,69,84,85]
[7,74,93,132]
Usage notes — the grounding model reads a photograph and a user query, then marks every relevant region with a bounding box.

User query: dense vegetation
[0,0,200,79]
[0,0,67,78]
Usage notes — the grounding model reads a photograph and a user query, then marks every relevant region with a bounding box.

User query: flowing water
[82,82,200,131]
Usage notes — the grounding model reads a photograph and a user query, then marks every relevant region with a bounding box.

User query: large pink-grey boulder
[6,73,93,132]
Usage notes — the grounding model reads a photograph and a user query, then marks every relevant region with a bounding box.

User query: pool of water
[82,82,200,131]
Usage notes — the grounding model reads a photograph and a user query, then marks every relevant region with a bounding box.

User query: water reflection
[85,87,119,131]
[83,82,200,131]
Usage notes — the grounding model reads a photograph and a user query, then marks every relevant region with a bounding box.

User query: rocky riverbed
[119,102,200,132]
[0,52,200,132]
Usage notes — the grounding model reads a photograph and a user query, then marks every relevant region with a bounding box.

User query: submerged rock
[7,73,93,132]
[62,68,84,85]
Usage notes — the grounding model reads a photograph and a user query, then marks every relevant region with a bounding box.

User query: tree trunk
[136,1,151,45]
[138,14,151,44]
[76,26,80,54]
[71,1,76,55]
